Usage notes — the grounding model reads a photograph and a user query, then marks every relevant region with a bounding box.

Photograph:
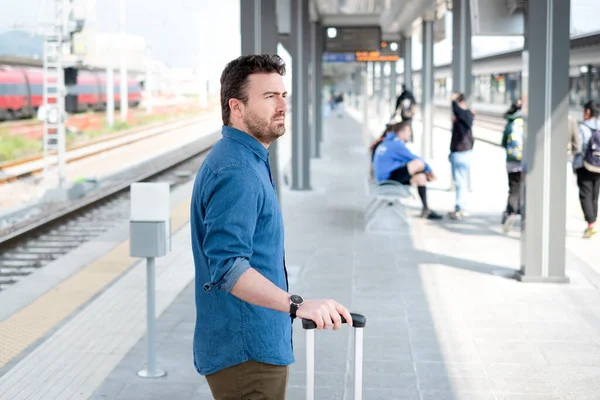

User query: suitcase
[301,313,367,400]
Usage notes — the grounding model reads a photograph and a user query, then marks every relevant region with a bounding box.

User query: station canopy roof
[312,0,446,42]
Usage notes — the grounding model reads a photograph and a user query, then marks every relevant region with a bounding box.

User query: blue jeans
[450,151,472,211]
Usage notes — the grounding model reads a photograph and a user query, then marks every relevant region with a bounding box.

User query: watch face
[290,294,303,305]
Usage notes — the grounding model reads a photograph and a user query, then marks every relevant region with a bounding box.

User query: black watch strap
[290,302,300,319]
[289,294,303,319]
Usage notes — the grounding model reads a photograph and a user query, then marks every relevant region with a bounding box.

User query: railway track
[0,129,220,291]
[0,112,215,185]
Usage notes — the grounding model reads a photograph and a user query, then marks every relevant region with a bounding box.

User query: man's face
[242,73,288,144]
[584,108,591,121]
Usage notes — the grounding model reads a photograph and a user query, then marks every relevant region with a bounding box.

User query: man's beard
[244,109,286,144]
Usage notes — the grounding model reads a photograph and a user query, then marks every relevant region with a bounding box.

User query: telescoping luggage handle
[302,313,367,400]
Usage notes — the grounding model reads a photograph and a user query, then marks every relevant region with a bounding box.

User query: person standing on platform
[447,92,475,220]
[190,54,353,399]
[394,85,417,142]
[501,101,525,233]
[574,100,600,239]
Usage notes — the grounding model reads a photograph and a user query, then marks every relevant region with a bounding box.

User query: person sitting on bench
[372,120,443,220]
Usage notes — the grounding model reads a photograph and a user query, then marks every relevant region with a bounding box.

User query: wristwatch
[289,294,304,319]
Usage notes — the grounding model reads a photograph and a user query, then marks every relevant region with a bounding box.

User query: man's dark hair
[584,100,600,118]
[455,93,466,103]
[391,120,411,134]
[219,54,286,126]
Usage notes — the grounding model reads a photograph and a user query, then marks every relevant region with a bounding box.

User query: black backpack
[583,125,600,173]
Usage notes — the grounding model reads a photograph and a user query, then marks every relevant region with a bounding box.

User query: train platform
[1,108,600,400]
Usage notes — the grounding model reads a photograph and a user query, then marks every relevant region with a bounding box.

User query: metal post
[305,329,315,400]
[390,61,397,113]
[312,21,324,152]
[403,36,412,91]
[310,21,319,158]
[354,328,364,400]
[146,49,153,114]
[106,65,114,127]
[371,61,376,113]
[291,0,311,190]
[119,0,128,122]
[378,62,385,116]
[421,19,434,159]
[518,0,570,283]
[362,64,369,142]
[138,257,166,378]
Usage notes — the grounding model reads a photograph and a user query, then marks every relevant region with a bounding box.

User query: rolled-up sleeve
[201,167,263,293]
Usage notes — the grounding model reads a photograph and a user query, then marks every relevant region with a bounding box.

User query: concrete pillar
[518,0,570,283]
[390,61,397,112]
[240,0,281,197]
[291,0,311,190]
[452,0,472,101]
[403,36,413,91]
[421,19,434,159]
[310,21,323,157]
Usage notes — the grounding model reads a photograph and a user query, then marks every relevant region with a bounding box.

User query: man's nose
[277,96,288,113]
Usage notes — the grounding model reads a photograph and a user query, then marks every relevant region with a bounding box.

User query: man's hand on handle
[296,299,353,330]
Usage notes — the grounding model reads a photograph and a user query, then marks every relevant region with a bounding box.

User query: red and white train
[0,65,142,121]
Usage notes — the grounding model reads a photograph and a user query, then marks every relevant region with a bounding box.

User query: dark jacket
[450,101,474,152]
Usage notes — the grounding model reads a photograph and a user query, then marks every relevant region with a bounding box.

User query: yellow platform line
[0,198,192,369]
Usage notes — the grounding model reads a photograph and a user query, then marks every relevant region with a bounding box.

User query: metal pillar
[240,0,281,198]
[361,64,370,142]
[452,0,472,101]
[390,61,397,112]
[371,62,377,115]
[291,0,311,190]
[311,21,323,157]
[119,0,128,122]
[586,65,593,102]
[518,0,570,283]
[421,19,434,159]
[377,62,384,116]
[106,66,115,127]
[403,36,413,91]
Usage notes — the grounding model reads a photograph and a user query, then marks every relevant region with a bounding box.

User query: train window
[30,84,44,95]
[1,83,27,95]
[0,84,6,95]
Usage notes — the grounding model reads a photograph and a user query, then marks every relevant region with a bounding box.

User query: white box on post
[129,182,171,379]
[130,182,171,257]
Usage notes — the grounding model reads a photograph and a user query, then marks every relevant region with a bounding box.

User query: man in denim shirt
[190,54,352,399]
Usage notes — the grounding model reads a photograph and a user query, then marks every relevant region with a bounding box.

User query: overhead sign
[355,51,400,62]
[324,26,381,53]
[322,52,356,63]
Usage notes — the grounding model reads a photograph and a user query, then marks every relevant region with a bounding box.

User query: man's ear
[229,98,244,119]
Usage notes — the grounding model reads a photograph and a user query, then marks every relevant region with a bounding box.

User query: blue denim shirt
[190,125,293,376]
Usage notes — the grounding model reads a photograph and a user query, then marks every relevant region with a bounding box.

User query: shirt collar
[222,125,270,162]
[384,132,397,141]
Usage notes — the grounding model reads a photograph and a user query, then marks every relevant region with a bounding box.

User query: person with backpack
[574,100,600,239]
[501,101,525,233]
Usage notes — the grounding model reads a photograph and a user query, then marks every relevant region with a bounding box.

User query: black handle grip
[302,312,366,330]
